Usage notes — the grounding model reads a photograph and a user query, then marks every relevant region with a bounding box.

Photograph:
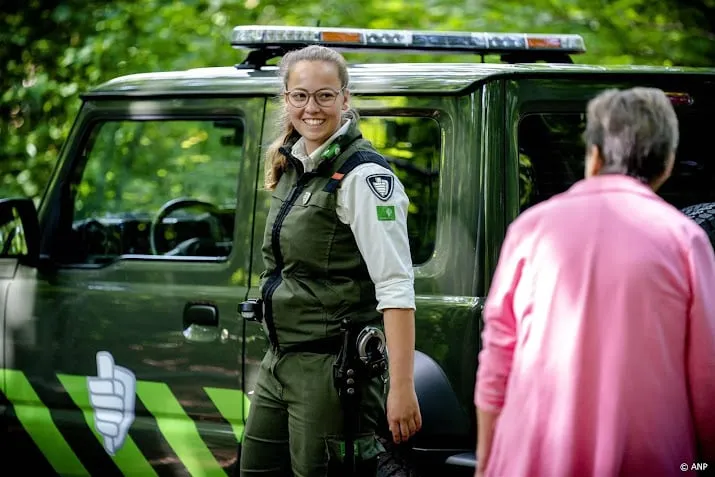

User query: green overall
[240,122,390,477]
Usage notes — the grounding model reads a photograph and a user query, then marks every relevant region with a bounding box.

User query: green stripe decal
[57,374,159,477]
[204,387,250,442]
[1,370,90,476]
[136,380,225,476]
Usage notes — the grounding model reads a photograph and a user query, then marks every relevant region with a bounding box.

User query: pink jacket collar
[567,174,657,199]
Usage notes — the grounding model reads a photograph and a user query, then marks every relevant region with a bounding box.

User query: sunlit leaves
[1,0,713,204]
[0,216,29,256]
[70,118,244,218]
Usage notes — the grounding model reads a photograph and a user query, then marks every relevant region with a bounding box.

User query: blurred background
[2,0,714,203]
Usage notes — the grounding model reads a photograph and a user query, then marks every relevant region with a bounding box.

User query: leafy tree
[2,0,714,202]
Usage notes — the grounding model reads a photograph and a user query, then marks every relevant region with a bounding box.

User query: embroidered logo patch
[366,174,394,201]
[376,205,396,221]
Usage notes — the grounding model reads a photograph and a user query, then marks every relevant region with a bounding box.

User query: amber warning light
[666,92,695,106]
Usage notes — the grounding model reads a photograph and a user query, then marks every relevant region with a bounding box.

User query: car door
[3,96,264,476]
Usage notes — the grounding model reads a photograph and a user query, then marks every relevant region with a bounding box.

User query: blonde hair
[264,45,351,190]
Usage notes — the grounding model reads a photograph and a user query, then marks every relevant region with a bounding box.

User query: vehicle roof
[85,62,715,98]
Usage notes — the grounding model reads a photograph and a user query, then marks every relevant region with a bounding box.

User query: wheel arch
[412,350,471,446]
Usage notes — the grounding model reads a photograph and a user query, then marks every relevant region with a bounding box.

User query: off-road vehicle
[1,25,714,476]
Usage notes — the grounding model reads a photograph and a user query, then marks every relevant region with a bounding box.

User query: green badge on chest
[376,205,395,221]
[321,142,341,160]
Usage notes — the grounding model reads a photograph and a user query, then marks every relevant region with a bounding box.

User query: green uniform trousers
[240,348,387,477]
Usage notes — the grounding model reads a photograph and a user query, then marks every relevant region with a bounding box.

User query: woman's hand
[382,307,421,443]
[386,380,422,443]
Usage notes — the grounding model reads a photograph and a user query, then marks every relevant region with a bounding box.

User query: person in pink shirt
[474,87,715,477]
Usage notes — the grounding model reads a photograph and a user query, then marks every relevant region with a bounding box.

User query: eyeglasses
[284,87,345,108]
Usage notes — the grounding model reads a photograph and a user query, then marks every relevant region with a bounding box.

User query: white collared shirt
[291,120,416,311]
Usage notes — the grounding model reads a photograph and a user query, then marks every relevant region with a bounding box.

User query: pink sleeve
[475,223,526,412]
[685,229,715,462]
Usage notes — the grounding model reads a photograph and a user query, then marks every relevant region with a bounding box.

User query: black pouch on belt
[330,319,388,476]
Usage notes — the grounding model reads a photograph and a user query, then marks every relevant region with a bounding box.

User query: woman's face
[285,60,349,154]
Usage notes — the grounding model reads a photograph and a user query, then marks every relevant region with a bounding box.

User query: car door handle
[183,302,219,343]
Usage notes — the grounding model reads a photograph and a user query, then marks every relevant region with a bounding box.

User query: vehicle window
[518,110,714,212]
[60,118,244,264]
[360,116,440,265]
[517,113,586,210]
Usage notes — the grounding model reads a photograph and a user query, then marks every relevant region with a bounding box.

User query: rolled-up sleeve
[685,228,715,462]
[475,223,526,412]
[336,163,415,311]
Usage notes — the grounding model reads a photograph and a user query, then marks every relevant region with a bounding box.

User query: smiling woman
[263,46,350,190]
[284,59,348,154]
[240,45,422,477]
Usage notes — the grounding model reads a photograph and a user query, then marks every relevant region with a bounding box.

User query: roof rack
[231,25,586,69]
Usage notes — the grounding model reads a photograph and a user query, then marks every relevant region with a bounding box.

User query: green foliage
[74,119,243,219]
[2,0,714,203]
[0,213,29,256]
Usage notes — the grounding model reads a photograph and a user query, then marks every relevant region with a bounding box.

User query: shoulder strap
[323,151,392,193]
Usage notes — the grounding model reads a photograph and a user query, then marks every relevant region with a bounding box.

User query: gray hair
[582,87,679,183]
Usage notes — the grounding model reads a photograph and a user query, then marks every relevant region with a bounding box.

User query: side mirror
[0,197,40,267]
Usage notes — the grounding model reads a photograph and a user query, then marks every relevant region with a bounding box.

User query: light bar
[231,25,586,55]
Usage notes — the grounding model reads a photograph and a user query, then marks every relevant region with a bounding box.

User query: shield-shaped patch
[365,174,394,201]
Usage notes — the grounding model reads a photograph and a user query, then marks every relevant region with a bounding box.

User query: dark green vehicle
[1,25,714,476]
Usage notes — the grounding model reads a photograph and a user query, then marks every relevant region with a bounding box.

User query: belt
[279,334,344,355]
